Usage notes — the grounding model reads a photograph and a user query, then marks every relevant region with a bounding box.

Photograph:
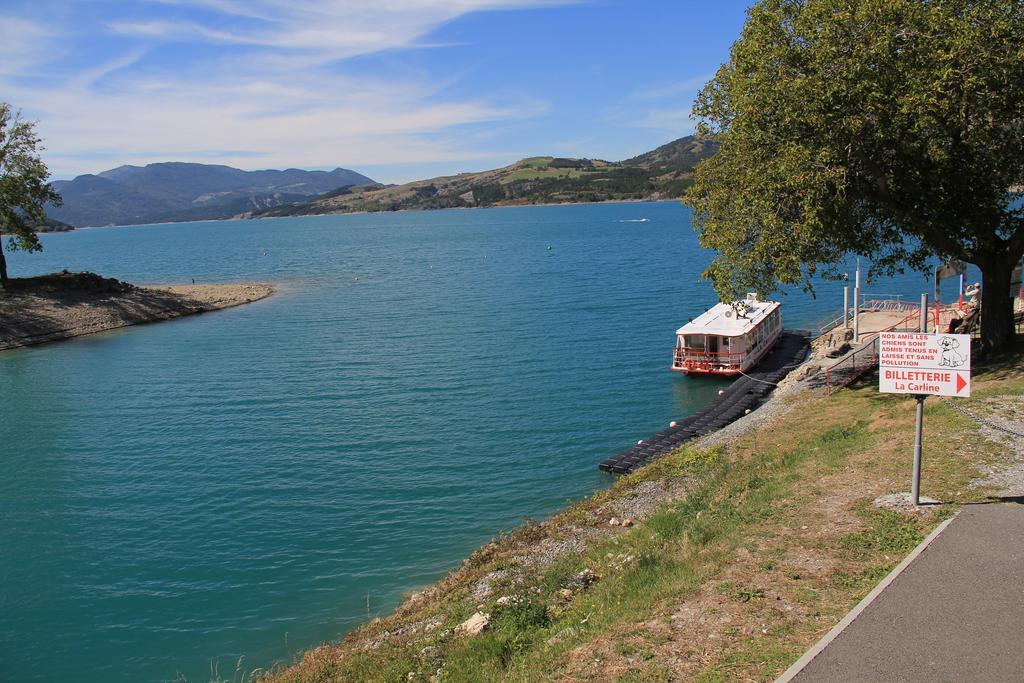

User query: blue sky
[1,1,751,183]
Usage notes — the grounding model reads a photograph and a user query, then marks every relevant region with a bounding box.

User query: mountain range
[45,136,719,228]
[245,135,719,219]
[48,163,375,227]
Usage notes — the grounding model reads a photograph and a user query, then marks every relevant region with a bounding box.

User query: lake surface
[0,202,947,682]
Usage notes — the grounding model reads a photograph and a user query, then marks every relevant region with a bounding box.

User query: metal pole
[854,260,861,340]
[912,396,924,504]
[911,292,928,506]
[843,286,850,329]
[853,286,860,340]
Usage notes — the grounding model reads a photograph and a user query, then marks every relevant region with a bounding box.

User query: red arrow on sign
[956,373,968,394]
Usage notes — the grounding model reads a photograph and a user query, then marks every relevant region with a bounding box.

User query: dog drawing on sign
[938,336,966,367]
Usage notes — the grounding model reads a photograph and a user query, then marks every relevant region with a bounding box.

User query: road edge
[774,508,961,683]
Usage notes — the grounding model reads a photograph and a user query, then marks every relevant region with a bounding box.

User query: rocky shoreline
[0,271,273,351]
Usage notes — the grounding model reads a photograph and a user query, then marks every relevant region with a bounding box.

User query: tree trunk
[0,232,7,285]
[977,256,1016,353]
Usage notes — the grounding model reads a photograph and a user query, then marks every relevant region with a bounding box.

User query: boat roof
[676,298,780,337]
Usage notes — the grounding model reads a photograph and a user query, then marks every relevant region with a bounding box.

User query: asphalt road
[789,503,1024,683]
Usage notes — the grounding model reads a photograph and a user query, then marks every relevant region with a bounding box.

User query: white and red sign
[879,332,971,397]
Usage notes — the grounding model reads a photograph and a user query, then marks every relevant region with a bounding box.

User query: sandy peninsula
[0,271,273,351]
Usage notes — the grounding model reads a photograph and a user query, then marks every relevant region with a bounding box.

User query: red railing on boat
[671,348,746,371]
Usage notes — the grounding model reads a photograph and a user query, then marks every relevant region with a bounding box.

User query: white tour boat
[672,293,783,375]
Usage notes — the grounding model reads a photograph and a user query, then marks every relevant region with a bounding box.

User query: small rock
[559,588,573,600]
[609,517,620,526]
[826,342,852,358]
[455,612,490,637]
[569,568,599,591]
[621,518,634,527]
[495,596,512,607]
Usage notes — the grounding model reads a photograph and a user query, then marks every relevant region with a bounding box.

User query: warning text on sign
[878,332,971,397]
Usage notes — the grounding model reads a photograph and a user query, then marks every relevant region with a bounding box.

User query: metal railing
[672,348,745,371]
[860,298,920,313]
[823,336,879,396]
[812,310,848,338]
[861,292,906,302]
[823,308,921,396]
[813,299,921,339]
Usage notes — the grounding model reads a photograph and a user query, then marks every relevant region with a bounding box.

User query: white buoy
[669,421,677,428]
[718,389,725,396]
[637,440,644,445]
[744,409,751,415]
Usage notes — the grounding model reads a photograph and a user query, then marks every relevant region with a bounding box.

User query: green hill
[246,136,718,218]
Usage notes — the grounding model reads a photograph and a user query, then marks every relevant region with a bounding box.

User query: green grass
[503,168,587,182]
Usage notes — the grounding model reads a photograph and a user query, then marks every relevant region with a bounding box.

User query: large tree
[686,0,1024,351]
[0,103,61,285]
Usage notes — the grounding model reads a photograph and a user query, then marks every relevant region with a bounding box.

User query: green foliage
[686,0,1024,349]
[0,102,62,283]
[491,596,550,632]
[548,158,593,169]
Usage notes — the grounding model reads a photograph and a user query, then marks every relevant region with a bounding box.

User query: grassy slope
[247,138,715,219]
[258,344,1023,683]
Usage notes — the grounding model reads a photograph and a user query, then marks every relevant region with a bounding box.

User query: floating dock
[598,331,811,474]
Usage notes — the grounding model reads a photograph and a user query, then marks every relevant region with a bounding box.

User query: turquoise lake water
[0,202,949,682]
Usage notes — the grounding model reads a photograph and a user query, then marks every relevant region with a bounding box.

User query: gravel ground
[961,395,1024,496]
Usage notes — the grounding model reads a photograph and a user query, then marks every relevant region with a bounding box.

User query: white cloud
[114,0,576,57]
[0,17,59,78]
[630,73,715,101]
[2,0,572,177]
[635,108,697,133]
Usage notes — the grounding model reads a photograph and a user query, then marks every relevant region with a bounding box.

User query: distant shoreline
[52,197,681,230]
[244,196,680,221]
[0,272,273,351]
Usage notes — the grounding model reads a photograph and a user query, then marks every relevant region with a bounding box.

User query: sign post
[879,293,972,505]
[912,295,927,504]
